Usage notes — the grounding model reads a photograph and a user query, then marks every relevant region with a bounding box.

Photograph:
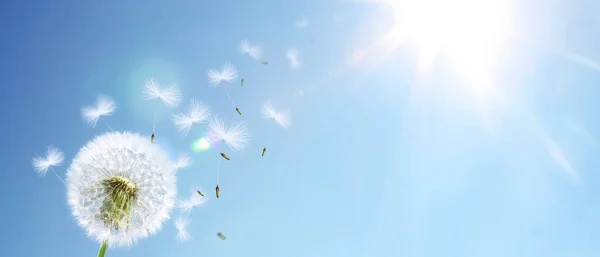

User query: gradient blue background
[1,0,600,256]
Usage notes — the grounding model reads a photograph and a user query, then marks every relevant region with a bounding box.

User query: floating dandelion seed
[142,79,182,107]
[172,99,211,137]
[143,78,182,143]
[81,95,116,128]
[174,216,191,242]
[217,232,227,240]
[207,63,238,88]
[262,101,291,128]
[178,187,207,215]
[239,40,263,60]
[286,48,301,69]
[32,145,65,184]
[174,153,192,171]
[67,131,176,254]
[208,115,249,151]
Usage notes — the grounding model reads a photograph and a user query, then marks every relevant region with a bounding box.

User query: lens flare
[192,137,211,152]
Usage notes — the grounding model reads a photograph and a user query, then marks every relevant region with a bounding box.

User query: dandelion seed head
[142,78,182,107]
[174,216,191,242]
[208,115,249,151]
[207,63,238,88]
[32,146,65,176]
[177,186,207,214]
[81,95,117,128]
[172,99,211,137]
[239,40,263,60]
[67,131,177,248]
[174,153,192,171]
[262,101,292,128]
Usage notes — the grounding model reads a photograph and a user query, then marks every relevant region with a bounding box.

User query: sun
[390,0,514,79]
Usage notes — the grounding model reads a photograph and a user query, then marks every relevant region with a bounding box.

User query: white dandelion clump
[208,115,249,151]
[262,101,292,128]
[177,186,207,215]
[286,48,301,69]
[32,145,65,177]
[207,63,238,88]
[174,153,192,171]
[81,95,117,128]
[239,40,263,60]
[172,99,211,137]
[174,216,191,242]
[66,131,177,249]
[143,78,182,107]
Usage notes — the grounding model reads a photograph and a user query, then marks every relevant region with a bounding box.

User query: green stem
[97,241,108,257]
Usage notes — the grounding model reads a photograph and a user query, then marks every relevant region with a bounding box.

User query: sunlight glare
[393,0,513,77]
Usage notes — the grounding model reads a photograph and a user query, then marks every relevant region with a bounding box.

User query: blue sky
[2,0,600,256]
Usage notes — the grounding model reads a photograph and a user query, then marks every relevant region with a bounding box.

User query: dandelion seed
[174,153,192,171]
[286,48,301,69]
[178,186,207,215]
[143,78,182,141]
[172,99,211,137]
[32,146,66,184]
[241,78,244,87]
[208,115,249,151]
[174,216,191,242]
[217,232,227,240]
[262,101,291,128]
[67,131,177,252]
[197,190,204,197]
[239,40,263,60]
[215,184,220,199]
[220,152,230,161]
[207,63,238,88]
[262,147,267,157]
[235,107,242,116]
[143,79,182,108]
[81,95,116,128]
[262,61,269,65]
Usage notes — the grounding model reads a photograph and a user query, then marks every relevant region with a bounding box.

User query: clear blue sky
[1,0,600,256]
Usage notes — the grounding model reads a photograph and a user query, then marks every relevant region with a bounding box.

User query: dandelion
[143,78,182,143]
[174,153,192,171]
[239,40,263,60]
[286,48,301,69]
[81,94,116,129]
[66,131,177,256]
[174,216,191,242]
[207,63,238,88]
[172,99,211,137]
[208,115,249,151]
[262,101,291,128]
[32,145,65,184]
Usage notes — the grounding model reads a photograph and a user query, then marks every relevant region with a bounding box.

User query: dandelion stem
[153,109,157,133]
[216,158,220,184]
[225,87,236,107]
[102,119,114,132]
[97,241,108,257]
[50,167,66,186]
